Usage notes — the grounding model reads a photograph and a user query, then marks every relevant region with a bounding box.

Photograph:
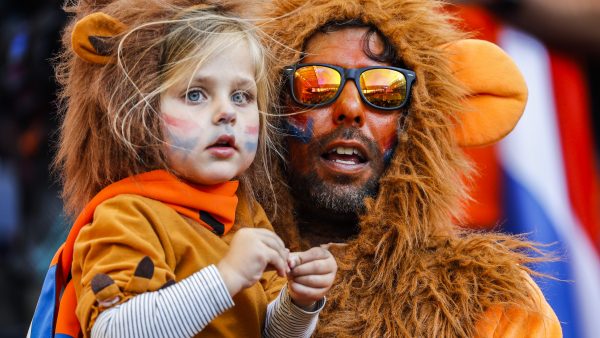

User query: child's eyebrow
[234,77,257,90]
[186,75,256,90]
[188,75,215,87]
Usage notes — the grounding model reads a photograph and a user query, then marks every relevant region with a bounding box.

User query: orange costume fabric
[473,275,561,337]
[71,170,286,337]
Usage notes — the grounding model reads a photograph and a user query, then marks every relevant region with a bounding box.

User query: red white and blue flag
[496,27,600,338]
[453,6,600,337]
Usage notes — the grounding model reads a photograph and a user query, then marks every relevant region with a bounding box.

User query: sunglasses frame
[284,63,416,111]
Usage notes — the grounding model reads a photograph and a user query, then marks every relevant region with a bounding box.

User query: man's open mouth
[321,145,367,165]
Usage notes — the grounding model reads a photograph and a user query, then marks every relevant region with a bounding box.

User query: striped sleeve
[91,265,234,338]
[263,285,326,338]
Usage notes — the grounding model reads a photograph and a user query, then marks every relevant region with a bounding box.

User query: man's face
[284,27,401,214]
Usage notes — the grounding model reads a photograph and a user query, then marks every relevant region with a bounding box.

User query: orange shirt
[72,193,286,338]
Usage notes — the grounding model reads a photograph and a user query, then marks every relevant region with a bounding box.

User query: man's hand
[217,228,290,297]
[286,246,337,310]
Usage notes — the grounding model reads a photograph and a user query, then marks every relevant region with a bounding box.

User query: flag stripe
[549,53,600,254]
[497,27,600,338]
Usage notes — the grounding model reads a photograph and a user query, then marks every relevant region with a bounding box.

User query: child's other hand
[217,228,289,297]
[287,246,337,310]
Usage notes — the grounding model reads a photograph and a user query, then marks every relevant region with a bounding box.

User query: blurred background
[0,1,67,337]
[0,1,598,337]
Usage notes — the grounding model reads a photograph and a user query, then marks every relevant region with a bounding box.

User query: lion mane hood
[260,1,546,337]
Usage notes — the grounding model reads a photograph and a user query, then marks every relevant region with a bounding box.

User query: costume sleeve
[91,264,234,338]
[73,195,181,336]
[262,285,325,338]
[474,273,563,338]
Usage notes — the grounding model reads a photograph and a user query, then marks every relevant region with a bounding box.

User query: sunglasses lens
[359,69,407,108]
[293,65,341,106]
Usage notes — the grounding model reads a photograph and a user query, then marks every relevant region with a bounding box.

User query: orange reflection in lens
[360,69,406,108]
[294,66,341,105]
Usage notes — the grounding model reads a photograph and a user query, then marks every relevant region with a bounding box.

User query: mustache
[308,127,382,162]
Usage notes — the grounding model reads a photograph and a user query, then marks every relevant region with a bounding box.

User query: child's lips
[207,135,236,158]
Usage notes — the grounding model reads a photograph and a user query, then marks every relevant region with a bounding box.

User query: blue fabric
[29,264,58,338]
[502,170,581,338]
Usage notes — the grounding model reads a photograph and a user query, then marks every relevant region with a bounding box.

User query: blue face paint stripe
[383,137,398,166]
[244,141,258,152]
[283,118,314,144]
[168,130,199,158]
[383,147,396,166]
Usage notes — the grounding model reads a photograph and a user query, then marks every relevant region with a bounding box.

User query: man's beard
[286,127,386,216]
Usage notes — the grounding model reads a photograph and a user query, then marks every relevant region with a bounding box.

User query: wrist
[292,299,318,311]
[287,288,318,311]
[216,262,243,297]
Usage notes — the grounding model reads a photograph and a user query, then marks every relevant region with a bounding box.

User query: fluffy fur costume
[260,1,558,337]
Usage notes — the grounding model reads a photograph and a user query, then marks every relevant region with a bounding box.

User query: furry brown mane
[259,0,551,336]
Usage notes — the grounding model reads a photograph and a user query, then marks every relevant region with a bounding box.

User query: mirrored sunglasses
[284,63,416,111]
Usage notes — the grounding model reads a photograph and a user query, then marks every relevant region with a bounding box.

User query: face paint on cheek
[167,129,199,156]
[245,125,259,136]
[163,114,201,157]
[382,135,398,166]
[244,141,258,153]
[163,114,199,134]
[242,125,259,154]
[283,117,314,144]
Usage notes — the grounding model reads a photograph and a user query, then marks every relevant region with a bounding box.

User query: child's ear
[446,39,528,147]
[71,12,127,64]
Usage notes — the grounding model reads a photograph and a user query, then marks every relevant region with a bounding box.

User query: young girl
[47,1,336,337]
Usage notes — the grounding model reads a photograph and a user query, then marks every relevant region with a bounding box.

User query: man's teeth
[331,147,361,156]
[334,159,356,164]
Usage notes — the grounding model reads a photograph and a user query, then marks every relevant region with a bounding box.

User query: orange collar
[104,170,240,236]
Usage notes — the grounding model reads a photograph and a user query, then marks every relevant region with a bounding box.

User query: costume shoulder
[73,194,179,336]
[474,273,562,338]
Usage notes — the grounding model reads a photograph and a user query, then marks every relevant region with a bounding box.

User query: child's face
[160,41,260,185]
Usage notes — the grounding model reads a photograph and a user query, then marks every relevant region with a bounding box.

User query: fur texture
[260,0,550,337]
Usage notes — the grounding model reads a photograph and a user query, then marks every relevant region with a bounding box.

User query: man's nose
[331,81,366,127]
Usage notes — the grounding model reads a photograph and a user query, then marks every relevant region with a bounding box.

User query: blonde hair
[54,1,277,216]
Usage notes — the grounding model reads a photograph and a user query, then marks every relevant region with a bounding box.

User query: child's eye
[185,89,206,103]
[231,91,252,105]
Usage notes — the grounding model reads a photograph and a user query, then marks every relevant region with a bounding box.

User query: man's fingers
[290,274,335,288]
[320,242,348,251]
[289,258,334,277]
[288,281,327,301]
[289,247,331,269]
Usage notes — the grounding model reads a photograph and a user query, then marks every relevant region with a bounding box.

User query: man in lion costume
[257,0,563,336]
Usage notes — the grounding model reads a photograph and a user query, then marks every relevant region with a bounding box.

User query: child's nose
[213,110,236,125]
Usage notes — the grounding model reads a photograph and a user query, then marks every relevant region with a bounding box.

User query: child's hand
[287,246,337,310]
[217,228,289,297]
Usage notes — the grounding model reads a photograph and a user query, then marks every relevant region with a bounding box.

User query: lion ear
[446,39,528,147]
[71,12,127,64]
